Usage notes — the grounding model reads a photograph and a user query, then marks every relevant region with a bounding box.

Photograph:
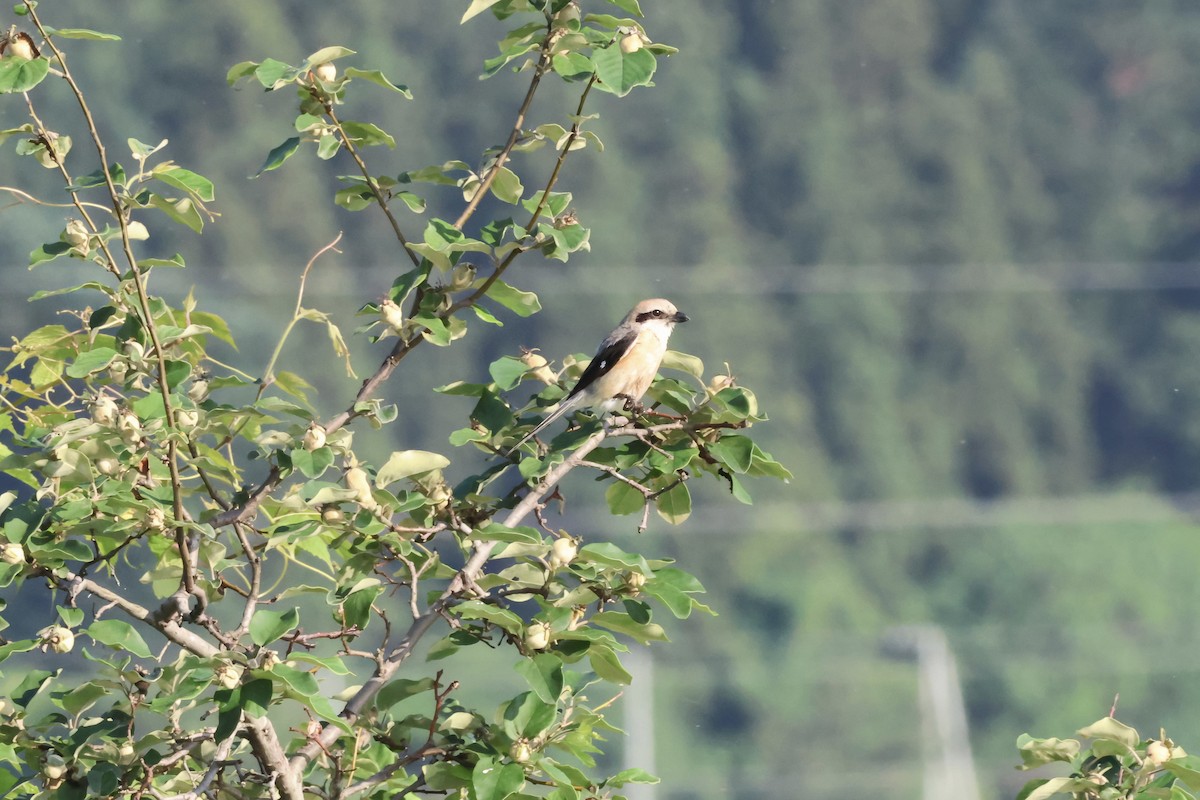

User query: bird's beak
[673,311,689,323]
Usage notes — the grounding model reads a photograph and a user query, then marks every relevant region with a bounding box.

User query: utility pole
[623,648,657,800]
[882,625,981,800]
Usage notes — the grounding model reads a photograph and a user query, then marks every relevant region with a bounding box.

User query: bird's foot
[616,393,645,417]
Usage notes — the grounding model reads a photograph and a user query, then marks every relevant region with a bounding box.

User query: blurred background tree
[3,1,1200,798]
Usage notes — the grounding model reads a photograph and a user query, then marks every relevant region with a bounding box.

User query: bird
[506,298,689,454]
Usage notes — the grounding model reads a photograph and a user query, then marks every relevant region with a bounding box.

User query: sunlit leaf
[87,619,152,659]
[591,45,656,97]
[46,28,121,40]
[0,57,49,94]
[462,0,504,24]
[375,450,450,487]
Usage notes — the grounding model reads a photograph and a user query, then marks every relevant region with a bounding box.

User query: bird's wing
[503,327,639,456]
[565,327,639,401]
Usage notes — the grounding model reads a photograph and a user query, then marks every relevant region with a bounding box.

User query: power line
[572,490,1200,536]
[124,261,1200,299]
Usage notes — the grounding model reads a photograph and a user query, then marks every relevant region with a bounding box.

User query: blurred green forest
[5,1,1200,798]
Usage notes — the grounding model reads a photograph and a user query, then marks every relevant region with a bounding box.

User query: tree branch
[25,1,194,597]
[150,733,235,800]
[291,425,611,771]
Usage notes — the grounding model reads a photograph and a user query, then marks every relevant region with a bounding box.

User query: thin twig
[323,103,418,267]
[453,34,553,230]
[232,523,261,638]
[258,232,344,398]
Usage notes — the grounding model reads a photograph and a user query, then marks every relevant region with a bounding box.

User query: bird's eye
[651,309,662,317]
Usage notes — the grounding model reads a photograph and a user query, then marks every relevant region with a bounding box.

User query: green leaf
[709,435,754,473]
[375,450,450,487]
[503,691,557,738]
[0,639,38,663]
[538,221,591,262]
[148,193,203,233]
[591,45,656,97]
[268,370,312,404]
[344,67,412,97]
[61,682,109,716]
[57,606,84,627]
[334,185,374,211]
[1165,757,1200,791]
[486,280,541,317]
[605,768,659,787]
[489,356,528,391]
[226,60,259,85]
[291,446,334,479]
[553,51,595,80]
[254,57,301,89]
[462,0,504,23]
[471,757,525,800]
[46,27,121,40]
[215,699,241,741]
[375,677,435,711]
[303,45,356,67]
[66,347,118,378]
[341,584,382,630]
[589,645,632,684]
[1017,777,1096,800]
[140,253,188,269]
[29,241,72,267]
[340,120,396,148]
[0,57,49,94]
[473,305,503,326]
[655,482,691,525]
[605,481,644,516]
[1077,717,1139,749]
[579,542,653,573]
[661,349,704,380]
[14,669,55,708]
[642,581,691,619]
[253,137,301,177]
[472,522,542,545]
[249,607,299,647]
[604,0,643,14]
[87,620,152,659]
[1015,734,1081,769]
[153,166,215,202]
[652,566,704,593]
[88,764,120,796]
[515,654,563,704]
[241,677,273,717]
[591,611,668,644]
[272,663,320,697]
[456,600,525,634]
[489,166,524,204]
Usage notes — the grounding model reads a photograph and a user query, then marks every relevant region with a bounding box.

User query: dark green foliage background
[4,2,1200,798]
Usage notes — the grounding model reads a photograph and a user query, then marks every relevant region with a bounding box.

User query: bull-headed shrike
[507,298,689,454]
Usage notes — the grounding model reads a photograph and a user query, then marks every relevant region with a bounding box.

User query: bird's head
[627,298,689,331]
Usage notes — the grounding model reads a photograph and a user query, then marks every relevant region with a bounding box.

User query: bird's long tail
[504,393,584,456]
